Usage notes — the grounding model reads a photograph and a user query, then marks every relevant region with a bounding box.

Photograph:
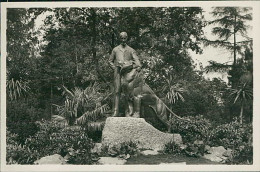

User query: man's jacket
[109,44,141,69]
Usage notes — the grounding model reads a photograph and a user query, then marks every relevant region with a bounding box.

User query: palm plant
[163,76,185,105]
[228,82,253,124]
[6,78,30,101]
[55,83,110,131]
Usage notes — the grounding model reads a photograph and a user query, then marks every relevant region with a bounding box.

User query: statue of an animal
[120,64,189,131]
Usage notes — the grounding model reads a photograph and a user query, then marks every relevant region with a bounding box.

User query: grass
[125,154,220,165]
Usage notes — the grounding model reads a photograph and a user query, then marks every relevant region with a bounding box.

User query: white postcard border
[1,1,260,171]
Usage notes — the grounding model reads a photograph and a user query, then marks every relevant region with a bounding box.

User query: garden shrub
[209,120,253,164]
[225,142,253,164]
[209,119,252,149]
[167,115,212,157]
[103,141,139,157]
[163,141,205,157]
[24,120,65,157]
[57,126,96,164]
[184,142,205,157]
[7,120,96,164]
[26,120,96,164]
[7,101,41,144]
[163,141,183,155]
[6,130,38,164]
[170,115,212,143]
[118,141,139,156]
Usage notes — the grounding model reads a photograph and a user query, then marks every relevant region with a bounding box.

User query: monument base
[102,117,182,151]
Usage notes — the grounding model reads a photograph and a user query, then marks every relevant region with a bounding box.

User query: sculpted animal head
[121,64,141,87]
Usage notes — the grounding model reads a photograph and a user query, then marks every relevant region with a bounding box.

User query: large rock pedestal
[102,117,182,151]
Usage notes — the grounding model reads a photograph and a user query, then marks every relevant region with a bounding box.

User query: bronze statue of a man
[109,32,141,117]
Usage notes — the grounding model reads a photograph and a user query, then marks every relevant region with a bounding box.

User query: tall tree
[204,7,252,87]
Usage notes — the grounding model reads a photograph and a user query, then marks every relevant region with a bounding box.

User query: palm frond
[76,104,109,125]
[165,83,186,104]
[6,78,30,101]
[61,85,74,99]
[51,115,68,125]
[86,121,105,132]
[228,82,253,104]
[58,83,111,126]
[233,89,242,103]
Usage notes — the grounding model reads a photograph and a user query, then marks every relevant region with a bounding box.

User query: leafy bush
[168,116,253,163]
[103,141,139,157]
[209,119,252,149]
[167,115,213,157]
[118,141,139,156]
[171,115,212,143]
[7,101,41,144]
[209,120,253,164]
[226,142,253,164]
[7,120,96,164]
[184,142,205,157]
[25,120,95,164]
[6,130,37,164]
[163,141,183,155]
[163,141,205,157]
[25,120,66,154]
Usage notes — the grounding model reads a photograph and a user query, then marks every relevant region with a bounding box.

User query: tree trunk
[91,9,107,83]
[233,15,237,66]
[231,14,237,88]
[75,39,78,86]
[75,40,79,74]
[50,83,53,118]
[240,103,243,125]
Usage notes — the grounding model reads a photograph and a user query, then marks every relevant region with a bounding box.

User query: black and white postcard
[1,1,260,171]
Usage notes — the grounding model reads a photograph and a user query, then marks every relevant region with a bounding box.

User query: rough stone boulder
[91,143,103,155]
[102,117,182,150]
[98,157,127,165]
[203,146,231,163]
[34,154,67,165]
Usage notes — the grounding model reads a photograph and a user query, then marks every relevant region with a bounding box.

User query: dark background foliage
[6,7,253,164]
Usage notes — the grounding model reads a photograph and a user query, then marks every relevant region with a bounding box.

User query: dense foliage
[171,115,212,143]
[6,130,36,164]
[6,7,253,165]
[209,119,252,149]
[204,7,253,124]
[163,141,183,155]
[7,121,95,164]
[166,117,253,164]
[102,141,139,158]
[7,101,41,144]
[209,119,253,164]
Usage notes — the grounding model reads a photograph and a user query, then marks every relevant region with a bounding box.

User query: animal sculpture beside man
[109,32,190,132]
